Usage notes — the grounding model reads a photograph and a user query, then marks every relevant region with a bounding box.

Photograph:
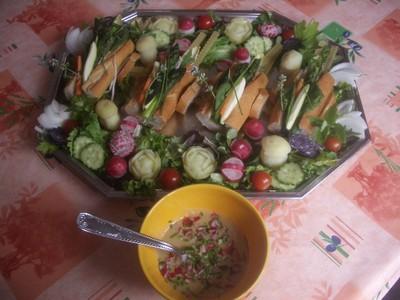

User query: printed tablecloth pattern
[0,1,399,300]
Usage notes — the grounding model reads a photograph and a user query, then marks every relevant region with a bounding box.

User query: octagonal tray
[46,9,370,200]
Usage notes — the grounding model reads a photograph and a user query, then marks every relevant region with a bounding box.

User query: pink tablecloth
[1,0,400,299]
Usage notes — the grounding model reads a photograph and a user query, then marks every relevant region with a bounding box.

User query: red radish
[216,59,233,72]
[106,156,128,178]
[174,38,192,54]
[221,157,244,182]
[230,138,252,160]
[257,24,282,38]
[197,15,214,30]
[178,17,195,34]
[234,47,250,63]
[243,118,265,140]
[109,130,135,157]
[120,116,139,135]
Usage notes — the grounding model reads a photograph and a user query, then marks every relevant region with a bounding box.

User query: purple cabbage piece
[289,133,320,158]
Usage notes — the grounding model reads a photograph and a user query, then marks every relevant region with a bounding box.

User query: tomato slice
[251,171,272,191]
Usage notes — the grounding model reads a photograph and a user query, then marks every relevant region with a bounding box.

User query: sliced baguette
[267,101,283,133]
[319,93,336,118]
[159,64,196,123]
[82,40,134,99]
[176,81,202,114]
[298,72,335,134]
[249,88,269,119]
[224,73,269,130]
[117,52,141,82]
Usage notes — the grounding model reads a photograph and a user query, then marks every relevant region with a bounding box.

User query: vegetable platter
[36,9,370,200]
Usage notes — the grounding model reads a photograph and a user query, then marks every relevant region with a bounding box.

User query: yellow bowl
[138,184,269,300]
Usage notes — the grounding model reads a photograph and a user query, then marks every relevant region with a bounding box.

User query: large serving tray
[48,9,370,200]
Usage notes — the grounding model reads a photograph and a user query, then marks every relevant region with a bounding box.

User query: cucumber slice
[276,162,304,185]
[73,136,94,159]
[79,143,105,170]
[271,176,296,191]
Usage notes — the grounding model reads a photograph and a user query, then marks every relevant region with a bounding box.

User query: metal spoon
[76,212,180,254]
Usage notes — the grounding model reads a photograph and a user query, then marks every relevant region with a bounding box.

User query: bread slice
[117,52,141,82]
[249,88,269,119]
[224,73,268,131]
[176,81,202,114]
[298,72,335,134]
[159,64,195,123]
[82,40,134,99]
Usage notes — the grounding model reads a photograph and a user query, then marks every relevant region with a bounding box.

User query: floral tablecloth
[1,0,400,299]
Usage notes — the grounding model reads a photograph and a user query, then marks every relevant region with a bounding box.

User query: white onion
[336,113,368,139]
[337,99,355,115]
[330,62,362,87]
[330,62,362,74]
[65,27,93,55]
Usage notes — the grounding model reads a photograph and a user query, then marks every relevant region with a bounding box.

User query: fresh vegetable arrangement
[36,11,368,197]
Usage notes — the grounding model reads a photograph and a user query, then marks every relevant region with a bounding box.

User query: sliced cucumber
[79,143,105,170]
[271,176,296,191]
[286,84,310,130]
[276,162,304,185]
[73,136,94,159]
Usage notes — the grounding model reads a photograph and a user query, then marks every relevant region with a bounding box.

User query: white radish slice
[221,157,244,182]
[337,99,355,115]
[286,84,309,130]
[83,41,97,81]
[221,168,243,182]
[220,77,246,123]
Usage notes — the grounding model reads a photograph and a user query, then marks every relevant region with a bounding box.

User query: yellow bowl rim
[138,183,270,300]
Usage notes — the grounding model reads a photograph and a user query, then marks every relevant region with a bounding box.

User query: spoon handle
[77,212,176,253]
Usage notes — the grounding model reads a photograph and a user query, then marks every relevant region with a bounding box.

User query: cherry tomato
[324,136,342,153]
[282,26,294,41]
[197,15,214,30]
[159,168,182,190]
[250,171,272,192]
[62,119,79,135]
